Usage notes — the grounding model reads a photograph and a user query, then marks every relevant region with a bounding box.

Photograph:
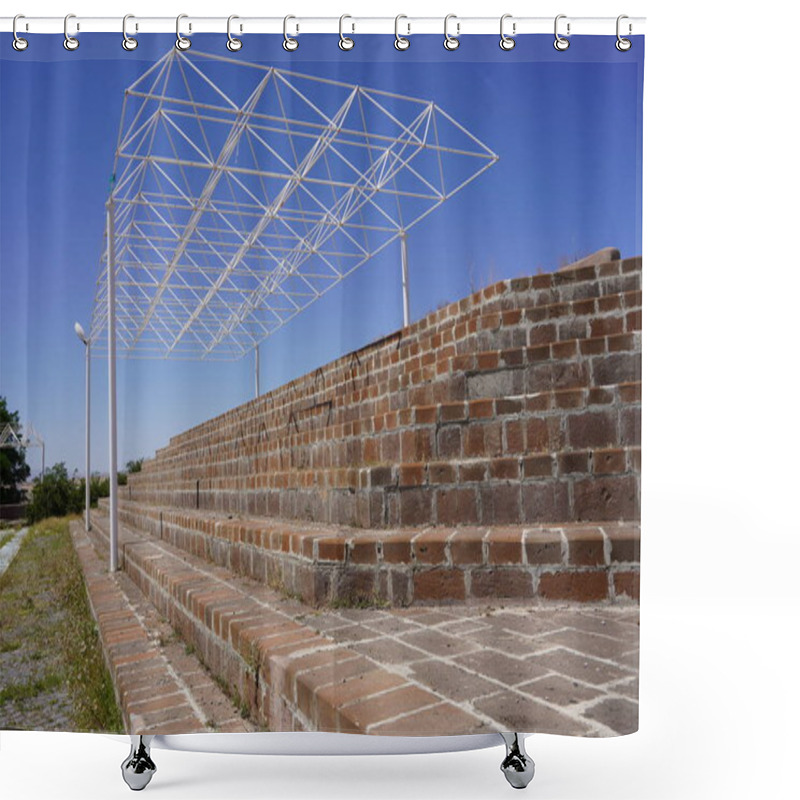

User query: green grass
[0,530,18,549]
[0,517,124,732]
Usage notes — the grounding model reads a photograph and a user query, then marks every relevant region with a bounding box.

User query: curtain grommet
[227,15,243,51]
[499,14,516,51]
[394,15,410,50]
[339,15,354,51]
[554,14,570,51]
[283,15,299,51]
[63,13,79,51]
[12,14,28,51]
[444,14,460,51]
[176,14,191,51]
[616,15,632,51]
[122,15,138,51]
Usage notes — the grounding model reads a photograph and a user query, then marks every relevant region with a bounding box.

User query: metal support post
[400,231,410,328]
[85,340,91,531]
[107,197,119,572]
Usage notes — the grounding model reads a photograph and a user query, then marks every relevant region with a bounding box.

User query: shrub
[26,463,83,523]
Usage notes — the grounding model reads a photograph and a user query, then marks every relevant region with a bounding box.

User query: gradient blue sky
[0,33,643,475]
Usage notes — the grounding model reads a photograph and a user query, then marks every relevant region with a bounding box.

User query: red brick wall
[128,255,641,527]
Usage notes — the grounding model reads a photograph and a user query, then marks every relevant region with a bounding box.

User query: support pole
[107,197,119,572]
[400,231,410,328]
[255,346,260,399]
[85,340,91,531]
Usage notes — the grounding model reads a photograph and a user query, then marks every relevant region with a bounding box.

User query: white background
[2,1,799,798]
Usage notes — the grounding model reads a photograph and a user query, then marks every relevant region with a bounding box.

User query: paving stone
[399,629,478,657]
[535,627,636,660]
[351,637,429,664]
[530,648,633,686]
[409,660,500,702]
[474,692,592,735]
[583,697,639,734]
[517,674,603,706]
[454,651,549,686]
[342,685,439,731]
[371,703,488,735]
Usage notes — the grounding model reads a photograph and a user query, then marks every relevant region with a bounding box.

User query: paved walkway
[297,603,638,735]
[71,521,255,735]
[0,526,28,580]
[82,509,639,737]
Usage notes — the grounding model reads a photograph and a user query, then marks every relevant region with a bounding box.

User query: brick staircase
[84,250,642,734]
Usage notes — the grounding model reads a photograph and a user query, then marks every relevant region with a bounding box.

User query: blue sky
[0,33,643,475]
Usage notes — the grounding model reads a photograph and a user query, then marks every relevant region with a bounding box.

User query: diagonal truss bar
[91,50,498,360]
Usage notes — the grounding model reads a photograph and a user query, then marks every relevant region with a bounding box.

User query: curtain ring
[616,14,632,51]
[443,14,460,51]
[122,15,138,51]
[394,15,410,51]
[176,14,191,51]
[12,14,28,51]
[554,14,570,51]
[63,13,79,51]
[227,15,243,51]
[499,14,515,51]
[339,14,354,50]
[283,15,299,51]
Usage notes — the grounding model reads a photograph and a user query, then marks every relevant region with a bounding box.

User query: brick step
[101,498,640,607]
[134,263,641,471]
[125,442,641,498]
[127,379,641,489]
[134,329,642,478]
[70,521,253,735]
[390,257,641,362]
[87,510,496,735]
[137,291,642,472]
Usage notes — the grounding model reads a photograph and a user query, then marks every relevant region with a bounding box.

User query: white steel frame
[0,421,45,479]
[89,49,498,359]
[90,48,497,570]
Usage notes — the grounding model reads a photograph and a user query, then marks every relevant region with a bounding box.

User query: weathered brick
[593,448,626,474]
[436,487,479,526]
[522,482,570,522]
[613,571,640,600]
[558,451,590,474]
[572,476,639,521]
[563,527,606,566]
[524,529,563,564]
[538,570,609,602]
[567,411,618,449]
[413,568,466,603]
[449,529,485,565]
[398,488,433,527]
[470,569,534,599]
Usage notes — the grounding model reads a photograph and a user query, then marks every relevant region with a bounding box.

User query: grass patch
[0,530,19,549]
[0,517,124,732]
[0,673,60,705]
[329,592,391,610]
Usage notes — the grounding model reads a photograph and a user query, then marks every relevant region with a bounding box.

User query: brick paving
[82,510,638,737]
[71,522,254,735]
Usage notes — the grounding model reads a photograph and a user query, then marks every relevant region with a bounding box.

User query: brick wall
[128,255,641,528]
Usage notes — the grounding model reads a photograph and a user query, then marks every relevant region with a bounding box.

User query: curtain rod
[0,16,646,36]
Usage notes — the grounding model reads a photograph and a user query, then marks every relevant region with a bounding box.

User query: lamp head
[74,321,88,345]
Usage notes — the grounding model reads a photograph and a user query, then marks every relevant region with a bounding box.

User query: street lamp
[74,321,91,532]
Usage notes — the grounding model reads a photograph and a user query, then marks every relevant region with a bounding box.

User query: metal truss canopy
[90,49,497,360]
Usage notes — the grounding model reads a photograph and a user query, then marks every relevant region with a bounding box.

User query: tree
[0,396,31,504]
[125,458,144,474]
[27,462,83,523]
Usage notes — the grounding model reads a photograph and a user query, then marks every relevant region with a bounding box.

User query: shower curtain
[0,27,643,743]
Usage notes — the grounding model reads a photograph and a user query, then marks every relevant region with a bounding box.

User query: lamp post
[74,321,91,532]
